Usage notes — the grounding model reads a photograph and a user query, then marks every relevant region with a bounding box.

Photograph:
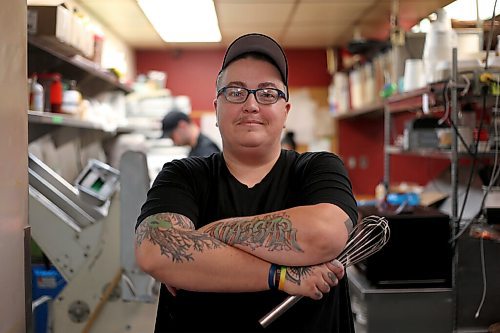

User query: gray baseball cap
[221,33,288,87]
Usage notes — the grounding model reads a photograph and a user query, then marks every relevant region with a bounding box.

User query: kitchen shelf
[28,35,132,97]
[386,145,497,158]
[386,82,447,113]
[29,111,111,130]
[333,102,384,120]
[28,111,117,143]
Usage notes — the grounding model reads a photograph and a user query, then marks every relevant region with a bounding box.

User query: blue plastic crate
[32,265,66,333]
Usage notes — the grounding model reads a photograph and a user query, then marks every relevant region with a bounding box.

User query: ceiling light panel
[138,0,221,43]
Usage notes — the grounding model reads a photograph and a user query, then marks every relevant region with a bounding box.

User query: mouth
[237,118,264,126]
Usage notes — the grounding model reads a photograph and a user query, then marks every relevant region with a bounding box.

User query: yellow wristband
[278,266,287,291]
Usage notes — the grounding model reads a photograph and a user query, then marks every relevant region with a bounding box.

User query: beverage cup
[403,59,426,92]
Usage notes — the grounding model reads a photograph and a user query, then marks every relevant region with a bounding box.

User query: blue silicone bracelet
[268,264,277,290]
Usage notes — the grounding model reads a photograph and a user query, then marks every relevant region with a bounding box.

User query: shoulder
[191,134,220,156]
[287,151,346,171]
[159,153,223,178]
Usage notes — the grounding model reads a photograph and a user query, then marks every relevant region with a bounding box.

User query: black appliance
[356,205,452,288]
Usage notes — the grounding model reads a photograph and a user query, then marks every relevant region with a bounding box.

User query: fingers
[312,289,324,300]
[295,260,345,301]
[312,260,344,299]
[326,259,345,280]
[316,279,331,294]
[326,271,338,286]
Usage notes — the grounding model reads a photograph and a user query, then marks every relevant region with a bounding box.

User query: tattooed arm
[136,212,275,292]
[135,211,344,298]
[199,203,350,266]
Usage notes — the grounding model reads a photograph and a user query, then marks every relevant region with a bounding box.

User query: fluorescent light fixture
[138,0,221,43]
[411,0,500,32]
[444,0,499,21]
[27,0,65,4]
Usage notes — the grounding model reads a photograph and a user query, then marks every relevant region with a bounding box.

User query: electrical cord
[450,85,490,243]
[440,79,476,157]
[478,78,500,214]
[474,237,487,319]
[444,1,498,322]
[473,76,500,319]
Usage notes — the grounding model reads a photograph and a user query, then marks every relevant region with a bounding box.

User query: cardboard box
[28,6,81,57]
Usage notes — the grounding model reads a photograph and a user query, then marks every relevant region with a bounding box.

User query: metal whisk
[259,215,390,327]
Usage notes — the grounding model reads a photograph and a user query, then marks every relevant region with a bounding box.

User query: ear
[213,98,220,125]
[284,101,291,117]
[282,102,291,128]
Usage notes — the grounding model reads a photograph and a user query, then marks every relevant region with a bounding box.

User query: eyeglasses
[217,86,287,105]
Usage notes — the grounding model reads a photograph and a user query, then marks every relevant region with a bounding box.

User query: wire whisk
[259,215,390,328]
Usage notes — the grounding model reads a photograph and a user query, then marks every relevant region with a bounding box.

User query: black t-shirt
[189,133,220,157]
[137,150,358,333]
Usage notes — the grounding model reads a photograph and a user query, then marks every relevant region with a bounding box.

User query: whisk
[259,215,390,328]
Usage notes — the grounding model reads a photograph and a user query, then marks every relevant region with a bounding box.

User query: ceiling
[75,0,454,50]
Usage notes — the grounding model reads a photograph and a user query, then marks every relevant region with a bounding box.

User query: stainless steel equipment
[28,151,158,332]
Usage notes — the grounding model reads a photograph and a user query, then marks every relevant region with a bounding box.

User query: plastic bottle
[29,74,44,112]
[50,73,63,113]
[61,80,82,114]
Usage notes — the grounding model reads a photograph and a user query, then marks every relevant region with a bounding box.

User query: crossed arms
[135,203,351,299]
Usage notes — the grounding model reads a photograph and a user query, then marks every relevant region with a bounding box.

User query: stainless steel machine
[29,151,158,332]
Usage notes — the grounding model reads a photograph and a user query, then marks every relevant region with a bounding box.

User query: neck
[223,146,281,188]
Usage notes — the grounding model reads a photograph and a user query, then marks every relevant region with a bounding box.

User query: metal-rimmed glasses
[217,86,287,105]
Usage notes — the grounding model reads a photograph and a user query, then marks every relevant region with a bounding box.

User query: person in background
[281,131,297,151]
[135,33,357,333]
[161,110,220,157]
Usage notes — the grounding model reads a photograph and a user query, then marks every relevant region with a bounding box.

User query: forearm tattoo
[136,213,226,263]
[203,212,303,253]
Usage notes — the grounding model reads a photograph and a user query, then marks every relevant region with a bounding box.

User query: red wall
[136,49,224,111]
[338,112,450,195]
[135,48,331,111]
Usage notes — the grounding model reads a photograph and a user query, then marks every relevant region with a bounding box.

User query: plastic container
[29,74,44,112]
[422,9,457,83]
[386,192,420,206]
[403,59,426,92]
[50,73,63,113]
[61,80,82,114]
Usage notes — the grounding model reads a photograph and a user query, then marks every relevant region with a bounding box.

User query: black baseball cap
[161,111,190,138]
[220,33,288,87]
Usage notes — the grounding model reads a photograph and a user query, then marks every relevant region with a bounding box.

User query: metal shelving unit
[382,50,500,332]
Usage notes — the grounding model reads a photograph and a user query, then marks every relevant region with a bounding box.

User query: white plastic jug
[422,9,458,83]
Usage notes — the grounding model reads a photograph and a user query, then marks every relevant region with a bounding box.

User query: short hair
[161,111,190,138]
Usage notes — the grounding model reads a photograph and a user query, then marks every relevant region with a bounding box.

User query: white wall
[0,1,28,332]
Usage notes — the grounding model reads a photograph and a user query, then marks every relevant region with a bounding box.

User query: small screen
[90,177,105,192]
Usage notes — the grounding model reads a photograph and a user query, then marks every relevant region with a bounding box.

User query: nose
[242,92,259,113]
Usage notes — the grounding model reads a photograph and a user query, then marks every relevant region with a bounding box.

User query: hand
[282,259,344,300]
